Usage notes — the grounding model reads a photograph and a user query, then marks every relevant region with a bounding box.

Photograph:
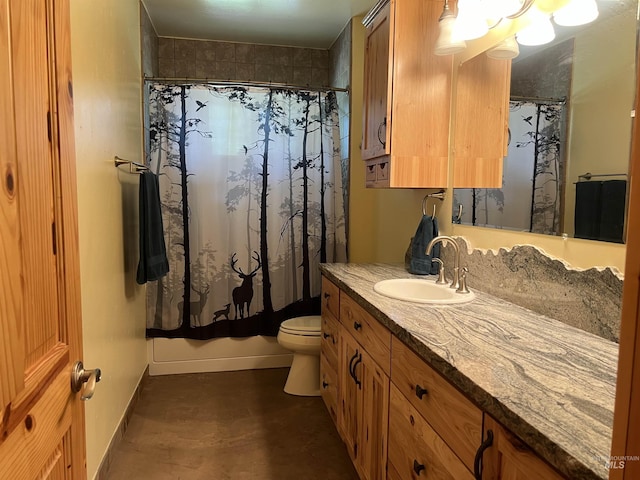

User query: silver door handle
[71,361,102,400]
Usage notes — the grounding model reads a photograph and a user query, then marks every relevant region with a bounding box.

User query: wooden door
[339,331,362,466]
[0,0,86,478]
[481,416,565,480]
[356,349,389,480]
[362,0,391,161]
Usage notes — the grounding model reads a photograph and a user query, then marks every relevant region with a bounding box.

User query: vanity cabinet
[321,277,390,480]
[361,0,511,189]
[388,384,474,480]
[480,416,567,480]
[389,337,482,479]
[320,275,566,480]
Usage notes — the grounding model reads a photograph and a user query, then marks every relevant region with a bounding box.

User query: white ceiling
[142,0,378,49]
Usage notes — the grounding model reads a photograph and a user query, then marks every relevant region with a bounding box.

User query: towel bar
[114,156,149,174]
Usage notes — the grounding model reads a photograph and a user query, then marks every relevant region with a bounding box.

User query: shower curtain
[454,100,564,234]
[145,84,347,339]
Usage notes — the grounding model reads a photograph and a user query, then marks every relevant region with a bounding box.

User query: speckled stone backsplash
[441,238,623,342]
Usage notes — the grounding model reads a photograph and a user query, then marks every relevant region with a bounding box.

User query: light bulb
[517,10,555,46]
[553,0,599,27]
[454,0,489,41]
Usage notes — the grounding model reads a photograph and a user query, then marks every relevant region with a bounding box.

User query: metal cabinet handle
[413,459,426,475]
[353,321,362,331]
[348,351,359,381]
[71,361,102,401]
[474,430,494,480]
[377,117,387,148]
[352,354,363,389]
[415,384,428,399]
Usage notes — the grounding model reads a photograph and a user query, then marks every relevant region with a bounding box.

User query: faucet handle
[456,267,471,294]
[431,258,448,285]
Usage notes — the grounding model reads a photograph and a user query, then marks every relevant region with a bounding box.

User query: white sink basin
[373,279,475,305]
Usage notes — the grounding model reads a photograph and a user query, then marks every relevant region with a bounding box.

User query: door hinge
[52,222,57,255]
[47,111,52,142]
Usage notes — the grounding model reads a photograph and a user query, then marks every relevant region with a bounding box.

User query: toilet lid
[279,315,321,335]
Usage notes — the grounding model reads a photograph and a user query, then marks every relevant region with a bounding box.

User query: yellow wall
[69,1,148,478]
[563,10,636,236]
[349,18,437,264]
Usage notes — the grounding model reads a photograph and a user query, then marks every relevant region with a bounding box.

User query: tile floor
[105,368,358,480]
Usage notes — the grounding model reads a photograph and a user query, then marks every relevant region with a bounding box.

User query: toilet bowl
[277,315,322,396]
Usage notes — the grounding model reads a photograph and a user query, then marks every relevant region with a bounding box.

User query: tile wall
[157,38,330,87]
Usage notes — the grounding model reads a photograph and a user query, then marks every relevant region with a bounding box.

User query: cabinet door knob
[353,321,362,331]
[415,384,428,399]
[474,430,494,480]
[322,381,329,389]
[413,459,426,475]
[323,332,331,339]
[323,292,330,299]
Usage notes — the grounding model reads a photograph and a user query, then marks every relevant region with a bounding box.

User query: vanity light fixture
[516,7,556,46]
[486,35,520,60]
[553,0,599,27]
[434,0,467,56]
[454,0,489,40]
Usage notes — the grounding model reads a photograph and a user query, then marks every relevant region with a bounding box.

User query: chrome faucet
[426,236,470,294]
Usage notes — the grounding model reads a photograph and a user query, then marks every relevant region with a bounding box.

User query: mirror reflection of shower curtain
[454,100,564,234]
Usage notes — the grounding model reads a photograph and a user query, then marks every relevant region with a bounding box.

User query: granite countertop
[320,263,618,480]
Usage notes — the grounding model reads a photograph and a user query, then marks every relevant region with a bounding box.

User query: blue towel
[405,215,440,275]
[136,171,169,284]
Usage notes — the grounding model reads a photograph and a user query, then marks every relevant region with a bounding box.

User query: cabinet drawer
[391,337,482,472]
[320,355,339,426]
[388,384,474,480]
[340,294,391,375]
[377,161,389,181]
[321,310,340,371]
[365,164,377,182]
[322,276,340,320]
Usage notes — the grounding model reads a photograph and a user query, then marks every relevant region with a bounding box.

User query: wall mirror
[453,0,637,244]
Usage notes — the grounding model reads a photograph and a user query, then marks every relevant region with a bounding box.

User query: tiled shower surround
[441,238,622,343]
[157,38,331,87]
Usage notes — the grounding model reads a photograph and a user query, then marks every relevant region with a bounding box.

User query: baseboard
[93,366,149,480]
[148,353,293,376]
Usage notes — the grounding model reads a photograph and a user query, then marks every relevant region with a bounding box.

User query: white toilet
[277,315,322,396]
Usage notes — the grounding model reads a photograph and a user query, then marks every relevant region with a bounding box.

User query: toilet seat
[279,315,321,336]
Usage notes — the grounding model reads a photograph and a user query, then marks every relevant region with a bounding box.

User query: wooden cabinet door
[481,416,566,480]
[362,0,391,161]
[340,331,362,465]
[0,0,86,478]
[356,349,389,480]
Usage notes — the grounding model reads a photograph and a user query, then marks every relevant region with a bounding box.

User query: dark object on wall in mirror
[574,180,627,243]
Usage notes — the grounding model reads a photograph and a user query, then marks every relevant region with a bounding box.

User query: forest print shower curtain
[145,84,347,339]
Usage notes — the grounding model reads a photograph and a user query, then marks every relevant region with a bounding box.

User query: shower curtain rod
[510,95,566,104]
[144,77,349,93]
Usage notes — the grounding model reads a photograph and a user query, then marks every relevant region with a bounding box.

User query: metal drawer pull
[352,354,363,389]
[415,384,428,399]
[413,459,426,475]
[348,351,359,381]
[353,321,362,331]
[474,430,494,480]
